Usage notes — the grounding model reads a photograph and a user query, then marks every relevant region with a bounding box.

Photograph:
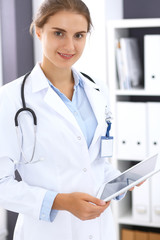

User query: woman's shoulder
[74,68,109,97]
[0,76,23,94]
[0,76,24,106]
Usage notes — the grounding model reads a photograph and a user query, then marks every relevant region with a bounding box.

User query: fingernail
[100,200,106,205]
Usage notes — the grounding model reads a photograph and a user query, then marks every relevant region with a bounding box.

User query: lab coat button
[83,168,87,172]
[74,111,78,116]
[77,136,81,140]
[89,235,93,239]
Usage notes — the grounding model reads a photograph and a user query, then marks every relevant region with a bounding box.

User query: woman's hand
[52,192,110,221]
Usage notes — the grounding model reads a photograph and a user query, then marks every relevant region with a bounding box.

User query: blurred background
[0,0,160,239]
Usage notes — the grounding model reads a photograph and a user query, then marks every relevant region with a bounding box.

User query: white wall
[105,0,123,20]
[74,0,107,82]
[32,0,43,64]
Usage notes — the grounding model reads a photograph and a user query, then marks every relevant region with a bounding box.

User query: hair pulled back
[30,0,92,34]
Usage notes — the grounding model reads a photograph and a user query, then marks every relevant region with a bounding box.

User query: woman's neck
[40,62,74,100]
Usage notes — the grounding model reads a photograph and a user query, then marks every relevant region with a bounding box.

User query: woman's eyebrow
[76,31,87,34]
[52,27,66,32]
[52,27,87,34]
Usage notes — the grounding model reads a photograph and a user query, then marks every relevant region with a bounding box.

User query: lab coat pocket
[21,212,72,240]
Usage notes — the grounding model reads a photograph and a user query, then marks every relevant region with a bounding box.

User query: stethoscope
[14,72,38,164]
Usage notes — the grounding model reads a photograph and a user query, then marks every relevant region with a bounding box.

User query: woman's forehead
[44,10,88,32]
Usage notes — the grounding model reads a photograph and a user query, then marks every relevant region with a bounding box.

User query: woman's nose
[63,37,75,52]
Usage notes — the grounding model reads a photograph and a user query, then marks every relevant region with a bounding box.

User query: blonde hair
[30,0,92,34]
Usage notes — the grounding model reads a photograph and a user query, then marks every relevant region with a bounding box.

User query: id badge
[100,136,113,158]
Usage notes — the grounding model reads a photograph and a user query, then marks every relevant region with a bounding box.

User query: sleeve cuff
[39,190,58,222]
[114,192,126,201]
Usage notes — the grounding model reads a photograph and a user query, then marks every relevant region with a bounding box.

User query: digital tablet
[97,153,160,202]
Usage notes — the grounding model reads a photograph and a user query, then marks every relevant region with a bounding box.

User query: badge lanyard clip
[100,120,114,158]
[106,120,112,138]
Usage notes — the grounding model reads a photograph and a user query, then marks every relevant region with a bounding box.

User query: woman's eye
[75,33,83,39]
[54,31,63,37]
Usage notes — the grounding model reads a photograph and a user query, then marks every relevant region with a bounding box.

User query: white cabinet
[116,102,147,160]
[144,35,160,91]
[107,18,160,240]
[132,180,150,222]
[147,102,160,155]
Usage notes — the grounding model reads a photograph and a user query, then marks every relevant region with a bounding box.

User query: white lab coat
[0,63,119,240]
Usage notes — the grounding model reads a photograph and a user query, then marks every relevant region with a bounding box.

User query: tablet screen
[100,154,158,201]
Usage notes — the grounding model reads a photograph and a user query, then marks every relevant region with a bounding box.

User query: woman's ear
[35,27,42,40]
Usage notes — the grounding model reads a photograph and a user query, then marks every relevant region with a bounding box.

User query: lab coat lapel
[83,81,106,149]
[30,64,82,133]
[30,64,106,146]
[43,87,82,132]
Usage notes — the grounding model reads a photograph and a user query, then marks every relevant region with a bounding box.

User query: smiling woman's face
[36,10,88,71]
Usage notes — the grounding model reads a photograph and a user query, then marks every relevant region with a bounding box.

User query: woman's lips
[58,52,75,60]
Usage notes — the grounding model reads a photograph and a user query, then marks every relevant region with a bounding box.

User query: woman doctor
[0,0,129,239]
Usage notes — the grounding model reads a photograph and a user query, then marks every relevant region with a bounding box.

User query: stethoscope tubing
[14,72,38,164]
[14,72,37,127]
